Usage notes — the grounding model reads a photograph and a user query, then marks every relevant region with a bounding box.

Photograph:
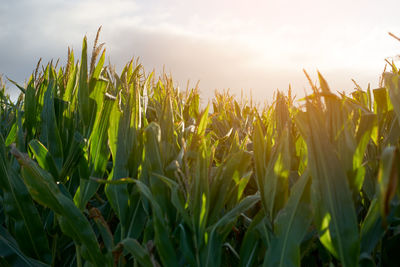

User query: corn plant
[1,29,400,266]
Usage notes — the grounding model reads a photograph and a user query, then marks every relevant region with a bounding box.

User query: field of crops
[1,31,400,266]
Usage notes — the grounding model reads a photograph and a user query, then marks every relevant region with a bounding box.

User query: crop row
[1,31,400,266]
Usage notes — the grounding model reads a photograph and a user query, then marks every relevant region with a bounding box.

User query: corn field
[1,31,400,266]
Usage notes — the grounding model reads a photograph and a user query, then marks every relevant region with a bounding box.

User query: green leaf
[24,79,37,138]
[208,150,252,225]
[119,238,153,267]
[178,224,196,266]
[28,139,59,180]
[296,102,360,267]
[254,118,290,220]
[10,145,108,266]
[360,199,384,256]
[197,105,209,137]
[89,207,114,252]
[63,49,76,103]
[377,146,400,220]
[134,180,178,266]
[40,68,63,169]
[105,88,135,238]
[5,122,17,147]
[351,113,375,192]
[0,136,51,263]
[239,211,270,267]
[6,110,24,151]
[144,122,171,215]
[7,78,26,94]
[59,132,85,182]
[204,194,260,266]
[74,96,114,210]
[78,36,90,128]
[0,226,50,267]
[384,73,400,124]
[264,172,312,267]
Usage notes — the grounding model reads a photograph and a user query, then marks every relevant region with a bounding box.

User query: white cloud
[1,0,400,101]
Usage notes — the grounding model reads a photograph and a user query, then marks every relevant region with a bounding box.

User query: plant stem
[76,243,82,267]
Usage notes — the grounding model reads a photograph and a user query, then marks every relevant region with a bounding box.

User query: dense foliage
[1,31,400,266]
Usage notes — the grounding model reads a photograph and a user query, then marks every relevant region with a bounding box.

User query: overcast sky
[1,0,400,102]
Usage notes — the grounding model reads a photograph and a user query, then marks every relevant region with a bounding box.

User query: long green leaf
[119,238,153,267]
[29,139,59,180]
[10,145,109,266]
[0,226,50,267]
[204,194,260,266]
[264,172,312,267]
[40,68,64,169]
[0,136,51,263]
[74,95,114,210]
[296,101,360,267]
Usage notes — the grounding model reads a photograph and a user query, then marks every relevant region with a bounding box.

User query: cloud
[1,0,399,101]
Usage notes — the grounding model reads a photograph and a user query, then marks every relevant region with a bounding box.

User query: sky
[1,0,400,103]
